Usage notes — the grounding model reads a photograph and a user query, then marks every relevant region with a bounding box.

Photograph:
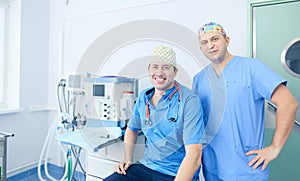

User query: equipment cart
[0,132,14,181]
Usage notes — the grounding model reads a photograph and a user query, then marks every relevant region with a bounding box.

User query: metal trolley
[0,132,14,181]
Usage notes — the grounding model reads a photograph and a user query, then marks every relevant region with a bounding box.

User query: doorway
[251,0,300,180]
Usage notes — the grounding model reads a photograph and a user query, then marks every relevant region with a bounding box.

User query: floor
[6,164,86,181]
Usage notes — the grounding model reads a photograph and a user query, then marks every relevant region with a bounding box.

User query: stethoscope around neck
[145,81,181,126]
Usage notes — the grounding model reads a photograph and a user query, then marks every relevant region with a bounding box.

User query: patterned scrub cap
[198,22,226,36]
[151,45,177,68]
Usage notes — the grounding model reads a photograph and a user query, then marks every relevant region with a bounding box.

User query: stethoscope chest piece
[145,118,152,126]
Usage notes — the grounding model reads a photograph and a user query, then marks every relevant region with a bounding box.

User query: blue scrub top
[193,56,286,180]
[127,83,206,177]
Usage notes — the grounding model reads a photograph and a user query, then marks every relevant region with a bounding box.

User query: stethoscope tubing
[145,81,181,126]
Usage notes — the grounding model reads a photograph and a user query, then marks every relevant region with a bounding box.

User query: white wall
[1,0,249,177]
[48,0,248,108]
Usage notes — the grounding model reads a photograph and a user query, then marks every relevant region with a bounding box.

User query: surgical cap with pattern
[150,45,177,68]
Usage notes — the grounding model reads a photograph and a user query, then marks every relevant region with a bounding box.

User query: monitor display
[93,84,105,97]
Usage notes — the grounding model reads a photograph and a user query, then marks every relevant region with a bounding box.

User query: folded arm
[246,84,298,170]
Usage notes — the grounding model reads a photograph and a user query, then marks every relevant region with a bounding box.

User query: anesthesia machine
[83,75,138,126]
[38,74,138,181]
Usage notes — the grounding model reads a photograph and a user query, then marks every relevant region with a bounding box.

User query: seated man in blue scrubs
[104,45,206,181]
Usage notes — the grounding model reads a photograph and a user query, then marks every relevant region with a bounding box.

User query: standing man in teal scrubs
[193,22,297,181]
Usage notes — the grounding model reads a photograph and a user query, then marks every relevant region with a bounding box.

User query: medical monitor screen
[93,84,105,97]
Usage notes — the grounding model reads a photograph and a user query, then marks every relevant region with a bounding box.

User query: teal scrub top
[193,56,286,181]
[127,83,206,178]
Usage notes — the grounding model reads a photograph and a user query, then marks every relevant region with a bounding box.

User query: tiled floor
[6,164,85,181]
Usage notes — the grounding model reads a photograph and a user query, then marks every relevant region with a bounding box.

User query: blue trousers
[203,171,268,181]
[103,163,175,181]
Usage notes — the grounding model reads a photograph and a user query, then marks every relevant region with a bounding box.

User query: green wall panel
[253,1,300,180]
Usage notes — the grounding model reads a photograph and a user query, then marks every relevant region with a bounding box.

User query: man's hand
[114,161,132,175]
[245,145,281,171]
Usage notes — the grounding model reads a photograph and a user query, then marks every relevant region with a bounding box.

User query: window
[0,4,6,105]
[0,0,21,112]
